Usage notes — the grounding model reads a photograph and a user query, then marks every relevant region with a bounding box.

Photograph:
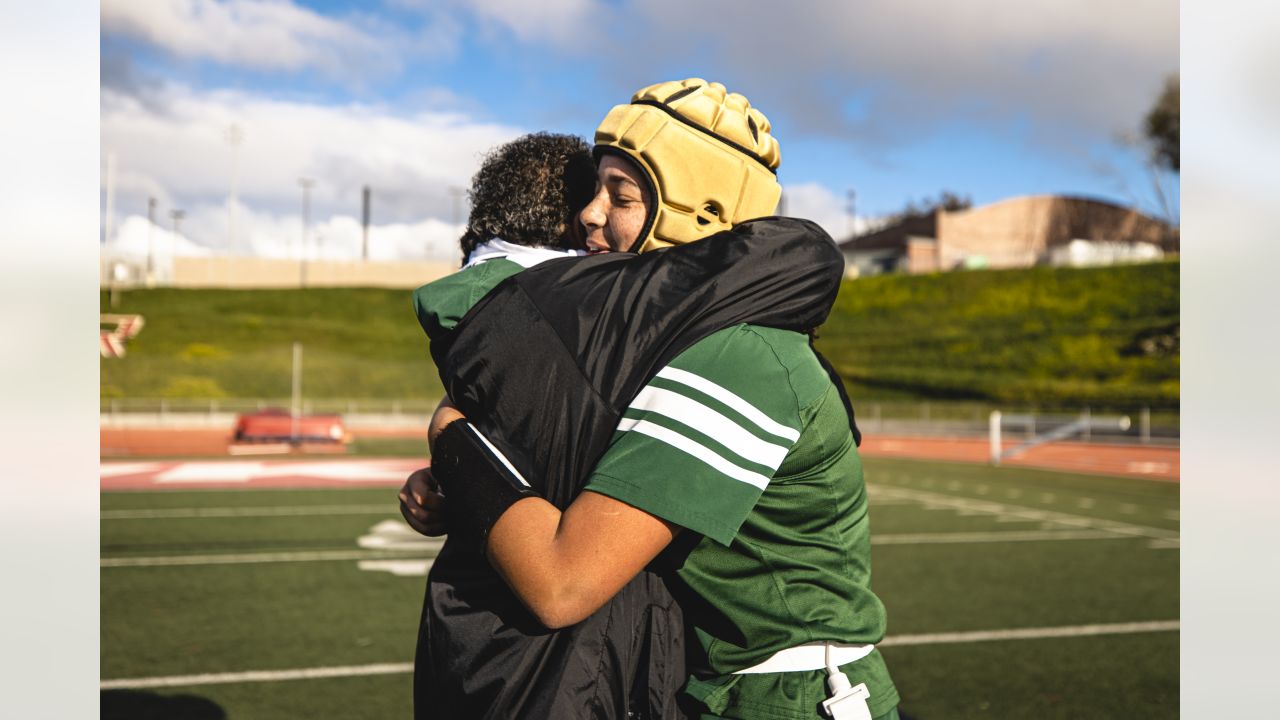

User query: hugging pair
[401,79,898,720]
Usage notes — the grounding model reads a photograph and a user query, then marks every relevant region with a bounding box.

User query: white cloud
[467,0,596,46]
[598,0,1177,150]
[102,82,526,259]
[781,183,878,242]
[101,0,398,78]
[110,205,464,266]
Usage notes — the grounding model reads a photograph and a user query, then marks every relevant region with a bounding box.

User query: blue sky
[100,0,1179,261]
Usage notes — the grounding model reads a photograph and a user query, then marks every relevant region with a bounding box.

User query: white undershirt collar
[463,238,586,269]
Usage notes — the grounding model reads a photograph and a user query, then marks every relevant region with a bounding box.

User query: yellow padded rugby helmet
[594,78,782,254]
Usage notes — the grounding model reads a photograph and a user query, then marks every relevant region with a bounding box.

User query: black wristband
[431,420,538,548]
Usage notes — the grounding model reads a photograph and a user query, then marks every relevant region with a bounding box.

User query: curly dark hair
[459,132,596,262]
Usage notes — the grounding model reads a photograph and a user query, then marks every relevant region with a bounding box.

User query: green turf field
[101,457,1179,719]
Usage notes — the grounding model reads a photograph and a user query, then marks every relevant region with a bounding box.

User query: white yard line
[873,530,1125,545]
[101,662,415,690]
[102,504,396,520]
[102,549,434,568]
[869,485,1179,542]
[101,620,1179,690]
[880,620,1179,647]
[102,527,1132,569]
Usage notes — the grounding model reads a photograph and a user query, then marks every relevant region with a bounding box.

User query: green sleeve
[584,325,806,545]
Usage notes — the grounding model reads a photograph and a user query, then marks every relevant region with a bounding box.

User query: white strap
[733,642,875,674]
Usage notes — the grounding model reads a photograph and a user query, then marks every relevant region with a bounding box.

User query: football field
[102,456,1179,719]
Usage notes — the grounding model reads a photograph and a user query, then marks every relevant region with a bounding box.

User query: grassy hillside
[100,288,441,401]
[815,261,1179,409]
[101,261,1179,409]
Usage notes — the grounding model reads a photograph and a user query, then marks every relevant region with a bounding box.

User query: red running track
[101,430,1177,490]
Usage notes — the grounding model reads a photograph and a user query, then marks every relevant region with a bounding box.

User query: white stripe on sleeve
[615,418,772,491]
[627,386,791,469]
[654,367,801,442]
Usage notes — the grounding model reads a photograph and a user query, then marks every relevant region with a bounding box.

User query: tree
[885,190,972,224]
[1144,75,1179,172]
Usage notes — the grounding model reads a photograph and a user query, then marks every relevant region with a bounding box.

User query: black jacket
[415,218,854,719]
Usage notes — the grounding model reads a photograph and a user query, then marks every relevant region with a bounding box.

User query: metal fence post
[989,411,1002,465]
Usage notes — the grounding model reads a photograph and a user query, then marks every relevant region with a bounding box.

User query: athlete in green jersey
[407,80,899,719]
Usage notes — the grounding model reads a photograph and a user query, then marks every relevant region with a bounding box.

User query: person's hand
[399,466,447,536]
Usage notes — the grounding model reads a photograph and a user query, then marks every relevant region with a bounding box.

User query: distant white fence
[100,398,1179,444]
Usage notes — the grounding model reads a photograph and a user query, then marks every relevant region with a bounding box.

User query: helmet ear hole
[696,201,723,227]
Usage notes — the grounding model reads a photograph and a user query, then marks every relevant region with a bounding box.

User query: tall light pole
[225,124,243,255]
[103,151,116,246]
[846,189,857,238]
[298,178,315,287]
[169,208,185,238]
[362,185,371,261]
[169,208,184,288]
[449,186,466,227]
[146,197,157,284]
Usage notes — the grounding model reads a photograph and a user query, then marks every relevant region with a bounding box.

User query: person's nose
[580,191,607,233]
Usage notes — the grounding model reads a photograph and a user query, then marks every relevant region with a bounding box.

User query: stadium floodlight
[291,342,303,444]
[298,178,315,287]
[226,124,244,257]
[169,208,185,238]
[147,197,157,284]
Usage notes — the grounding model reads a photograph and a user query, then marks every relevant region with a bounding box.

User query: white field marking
[1128,461,1172,474]
[101,662,416,690]
[256,461,412,482]
[868,485,1179,542]
[100,462,163,478]
[155,462,263,483]
[100,620,1180,690]
[101,504,396,520]
[356,520,445,552]
[1149,539,1180,550]
[101,549,429,568]
[150,460,416,484]
[879,620,1179,648]
[1078,498,1096,509]
[864,497,916,506]
[873,530,1125,545]
[357,559,434,576]
[1164,510,1180,521]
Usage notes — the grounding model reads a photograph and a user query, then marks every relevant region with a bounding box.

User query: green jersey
[585,325,898,719]
[414,259,898,719]
[412,257,524,338]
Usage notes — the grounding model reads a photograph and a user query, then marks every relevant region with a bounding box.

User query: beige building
[840,195,1176,276]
